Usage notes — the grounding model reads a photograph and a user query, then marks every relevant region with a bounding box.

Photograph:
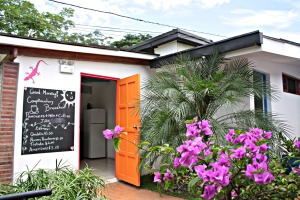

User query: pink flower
[201,184,217,200]
[253,171,275,184]
[153,172,161,183]
[198,120,213,136]
[204,149,212,157]
[173,157,180,168]
[186,123,200,138]
[179,151,198,168]
[295,140,300,149]
[264,131,272,139]
[233,146,246,159]
[103,129,114,139]
[218,157,230,167]
[114,125,123,135]
[225,129,235,142]
[259,144,268,153]
[245,163,256,179]
[231,190,238,197]
[163,169,174,181]
[194,164,207,177]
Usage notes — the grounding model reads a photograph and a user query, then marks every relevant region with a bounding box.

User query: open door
[115,74,140,186]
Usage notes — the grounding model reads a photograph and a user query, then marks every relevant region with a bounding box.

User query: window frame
[282,74,300,95]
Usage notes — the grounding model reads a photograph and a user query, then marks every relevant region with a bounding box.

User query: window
[282,74,300,95]
[254,71,268,113]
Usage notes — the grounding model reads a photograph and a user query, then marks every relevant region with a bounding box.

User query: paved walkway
[101,182,183,200]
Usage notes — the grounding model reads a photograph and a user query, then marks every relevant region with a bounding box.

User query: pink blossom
[245,163,256,179]
[194,164,207,177]
[179,151,198,168]
[225,129,235,142]
[295,140,300,149]
[173,157,180,168]
[186,123,200,138]
[264,131,272,139]
[218,157,230,167]
[233,146,246,159]
[231,190,238,197]
[204,149,212,157]
[163,169,174,181]
[253,171,275,184]
[245,140,258,153]
[103,129,114,139]
[201,184,217,200]
[198,120,213,135]
[259,144,268,153]
[153,172,161,183]
[114,125,123,135]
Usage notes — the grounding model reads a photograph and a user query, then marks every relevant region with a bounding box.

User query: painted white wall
[154,41,196,56]
[177,42,196,52]
[250,59,300,137]
[154,41,178,56]
[262,37,300,60]
[227,40,300,138]
[13,56,154,177]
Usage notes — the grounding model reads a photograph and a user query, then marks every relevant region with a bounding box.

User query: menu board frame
[21,87,75,155]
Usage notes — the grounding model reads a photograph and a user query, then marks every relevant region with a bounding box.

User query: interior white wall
[80,81,116,159]
[13,56,154,177]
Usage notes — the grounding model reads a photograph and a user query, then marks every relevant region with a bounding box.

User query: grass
[140,175,200,200]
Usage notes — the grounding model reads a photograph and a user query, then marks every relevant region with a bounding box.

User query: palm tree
[140,49,291,153]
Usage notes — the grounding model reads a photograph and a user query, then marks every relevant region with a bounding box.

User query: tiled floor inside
[80,158,115,180]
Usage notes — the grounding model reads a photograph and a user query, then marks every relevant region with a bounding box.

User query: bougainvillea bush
[151,118,300,200]
[103,121,300,200]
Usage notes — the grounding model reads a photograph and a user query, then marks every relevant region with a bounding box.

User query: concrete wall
[13,56,154,177]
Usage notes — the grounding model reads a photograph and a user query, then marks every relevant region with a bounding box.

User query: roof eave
[149,30,263,68]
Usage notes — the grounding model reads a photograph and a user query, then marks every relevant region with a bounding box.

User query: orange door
[116,74,140,186]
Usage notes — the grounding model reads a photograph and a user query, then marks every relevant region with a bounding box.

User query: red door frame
[78,72,119,170]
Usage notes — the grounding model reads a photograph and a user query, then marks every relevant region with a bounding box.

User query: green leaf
[113,138,121,151]
[293,159,300,165]
[188,177,201,191]
[140,141,151,146]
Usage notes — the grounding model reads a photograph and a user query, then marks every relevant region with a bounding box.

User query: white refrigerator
[83,109,106,158]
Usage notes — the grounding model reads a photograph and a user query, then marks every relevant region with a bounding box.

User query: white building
[0,29,299,186]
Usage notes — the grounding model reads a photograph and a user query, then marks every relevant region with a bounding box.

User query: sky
[28,0,300,43]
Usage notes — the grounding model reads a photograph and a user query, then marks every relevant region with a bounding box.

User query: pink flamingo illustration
[24,60,48,83]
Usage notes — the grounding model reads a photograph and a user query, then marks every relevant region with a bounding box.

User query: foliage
[0,160,106,199]
[140,49,291,158]
[103,125,126,151]
[109,33,152,49]
[150,119,300,200]
[140,174,199,200]
[0,0,110,45]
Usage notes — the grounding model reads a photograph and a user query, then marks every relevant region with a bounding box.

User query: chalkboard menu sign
[22,87,75,155]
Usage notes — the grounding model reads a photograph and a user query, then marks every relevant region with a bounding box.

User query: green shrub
[0,160,106,199]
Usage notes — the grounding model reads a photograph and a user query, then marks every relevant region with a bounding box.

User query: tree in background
[0,0,110,45]
[109,33,152,49]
